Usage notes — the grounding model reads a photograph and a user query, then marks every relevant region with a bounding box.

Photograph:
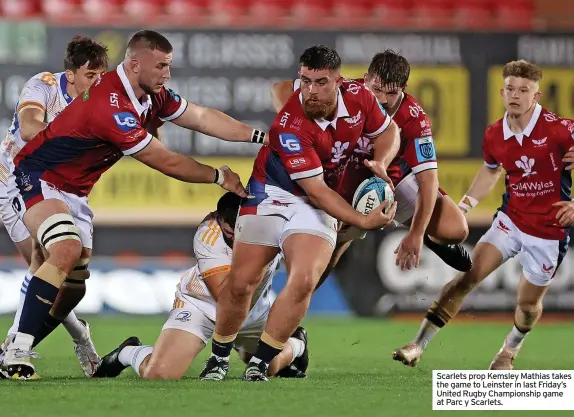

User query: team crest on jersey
[347,83,361,95]
[113,112,138,131]
[515,156,536,177]
[415,137,436,162]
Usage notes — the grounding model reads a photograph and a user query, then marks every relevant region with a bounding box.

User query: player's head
[364,50,410,112]
[64,35,109,96]
[216,192,242,241]
[298,45,343,120]
[500,60,542,117]
[125,30,173,95]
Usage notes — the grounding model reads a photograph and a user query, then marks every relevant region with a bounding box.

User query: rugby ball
[352,177,394,215]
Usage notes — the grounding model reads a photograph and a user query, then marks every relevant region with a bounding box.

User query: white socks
[7,269,33,337]
[62,312,88,343]
[287,337,305,363]
[119,345,153,377]
[505,325,528,350]
[414,319,440,350]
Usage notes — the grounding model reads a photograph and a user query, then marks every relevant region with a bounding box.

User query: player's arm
[458,136,503,213]
[132,138,247,197]
[18,108,47,141]
[202,270,230,302]
[362,89,398,186]
[271,80,295,112]
[171,102,265,144]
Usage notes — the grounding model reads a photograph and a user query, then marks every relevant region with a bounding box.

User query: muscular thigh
[147,329,205,378]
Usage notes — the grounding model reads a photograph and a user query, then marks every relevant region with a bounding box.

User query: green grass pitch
[0,316,572,417]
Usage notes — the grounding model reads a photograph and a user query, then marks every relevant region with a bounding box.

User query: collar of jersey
[503,103,542,145]
[116,63,152,116]
[58,73,73,105]
[299,88,349,131]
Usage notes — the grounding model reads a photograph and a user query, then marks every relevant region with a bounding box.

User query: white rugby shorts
[0,180,30,243]
[478,211,569,287]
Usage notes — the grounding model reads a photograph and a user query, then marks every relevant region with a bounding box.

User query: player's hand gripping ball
[352,177,395,216]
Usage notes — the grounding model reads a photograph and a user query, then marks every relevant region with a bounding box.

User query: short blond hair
[502,60,542,82]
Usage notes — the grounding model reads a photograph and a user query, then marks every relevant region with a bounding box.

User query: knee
[228,271,261,299]
[454,269,482,293]
[47,240,82,271]
[285,272,316,302]
[141,361,183,380]
[517,299,542,315]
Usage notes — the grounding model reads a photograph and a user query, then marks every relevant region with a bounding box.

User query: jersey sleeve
[157,87,188,122]
[362,88,392,138]
[95,108,153,156]
[16,74,53,114]
[401,113,438,174]
[482,128,499,168]
[193,220,231,279]
[273,127,323,180]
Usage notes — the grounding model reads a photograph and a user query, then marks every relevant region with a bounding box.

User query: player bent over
[393,60,574,370]
[271,50,470,283]
[0,35,109,377]
[200,45,399,382]
[94,193,309,380]
[0,30,263,380]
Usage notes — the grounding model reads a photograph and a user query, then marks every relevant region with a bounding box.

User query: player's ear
[499,88,504,98]
[65,69,75,85]
[534,91,542,102]
[130,58,140,74]
[336,76,344,88]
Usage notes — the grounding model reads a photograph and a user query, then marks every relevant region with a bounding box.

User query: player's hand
[364,160,395,191]
[563,146,574,170]
[219,165,248,198]
[394,231,423,271]
[361,200,397,230]
[553,201,574,226]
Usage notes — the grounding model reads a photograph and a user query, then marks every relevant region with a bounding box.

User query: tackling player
[0,35,109,377]
[200,45,399,382]
[393,60,574,370]
[1,30,264,380]
[272,50,471,277]
[94,192,308,380]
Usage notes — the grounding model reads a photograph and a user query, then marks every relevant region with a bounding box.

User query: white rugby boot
[392,343,424,367]
[73,319,101,377]
[489,347,517,370]
[1,342,40,380]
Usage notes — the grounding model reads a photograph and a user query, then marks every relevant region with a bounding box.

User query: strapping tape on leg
[37,213,81,250]
[67,257,91,281]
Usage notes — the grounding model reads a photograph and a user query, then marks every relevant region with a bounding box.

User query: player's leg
[2,181,83,379]
[314,238,353,291]
[394,174,472,271]
[97,301,212,379]
[242,207,336,381]
[489,234,567,370]
[200,215,281,381]
[393,212,521,367]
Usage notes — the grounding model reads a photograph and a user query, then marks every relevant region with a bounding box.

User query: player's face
[139,50,172,95]
[299,66,343,119]
[364,75,404,113]
[501,76,541,117]
[67,63,106,96]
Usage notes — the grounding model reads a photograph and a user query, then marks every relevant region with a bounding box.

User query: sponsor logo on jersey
[415,137,436,162]
[278,133,302,153]
[288,157,307,169]
[113,112,138,131]
[347,83,361,95]
[344,110,362,127]
[166,88,181,103]
[175,311,192,322]
[82,89,90,101]
[532,137,547,147]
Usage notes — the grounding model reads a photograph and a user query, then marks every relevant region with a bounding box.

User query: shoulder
[194,216,227,256]
[23,71,61,93]
[484,118,504,140]
[340,80,369,102]
[539,108,574,140]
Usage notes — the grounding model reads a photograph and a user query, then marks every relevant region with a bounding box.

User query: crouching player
[94,192,308,379]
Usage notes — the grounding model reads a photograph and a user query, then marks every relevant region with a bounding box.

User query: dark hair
[217,192,242,229]
[127,30,173,54]
[64,35,109,71]
[299,45,341,71]
[367,50,410,88]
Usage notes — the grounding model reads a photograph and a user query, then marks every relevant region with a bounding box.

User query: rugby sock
[7,269,32,337]
[211,332,236,360]
[119,345,153,377]
[62,312,88,343]
[32,314,61,347]
[250,332,284,366]
[413,318,440,350]
[505,325,529,350]
[17,277,60,339]
[287,337,305,363]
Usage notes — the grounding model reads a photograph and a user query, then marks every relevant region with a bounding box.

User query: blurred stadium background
[1,0,574,325]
